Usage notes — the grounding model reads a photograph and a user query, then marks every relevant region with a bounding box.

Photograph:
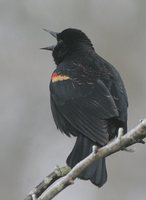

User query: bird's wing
[50,78,119,145]
[96,56,128,124]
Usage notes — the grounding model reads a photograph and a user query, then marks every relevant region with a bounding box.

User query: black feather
[48,28,128,186]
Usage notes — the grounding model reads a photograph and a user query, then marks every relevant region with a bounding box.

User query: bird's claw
[121,147,135,152]
[32,194,37,200]
[92,145,98,154]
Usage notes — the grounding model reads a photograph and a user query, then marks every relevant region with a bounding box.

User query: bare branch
[24,119,146,200]
[24,166,70,200]
[38,119,146,200]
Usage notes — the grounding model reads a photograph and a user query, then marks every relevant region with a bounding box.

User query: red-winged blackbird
[42,28,128,187]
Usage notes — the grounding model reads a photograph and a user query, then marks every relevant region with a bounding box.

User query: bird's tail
[66,135,107,187]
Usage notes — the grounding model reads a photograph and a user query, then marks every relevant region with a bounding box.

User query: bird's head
[41,28,94,65]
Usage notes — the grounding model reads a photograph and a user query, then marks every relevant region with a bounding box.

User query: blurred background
[1,0,146,200]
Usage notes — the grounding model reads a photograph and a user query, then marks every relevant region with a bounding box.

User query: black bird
[42,28,128,187]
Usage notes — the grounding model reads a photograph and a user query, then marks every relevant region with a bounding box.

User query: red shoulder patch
[51,72,58,79]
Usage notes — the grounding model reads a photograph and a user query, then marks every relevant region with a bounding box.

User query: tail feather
[67,135,107,187]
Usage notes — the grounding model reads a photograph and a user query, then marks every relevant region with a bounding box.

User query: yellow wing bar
[51,72,71,83]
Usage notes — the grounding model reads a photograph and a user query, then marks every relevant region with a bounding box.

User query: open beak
[41,29,58,51]
[40,45,56,51]
[42,29,57,38]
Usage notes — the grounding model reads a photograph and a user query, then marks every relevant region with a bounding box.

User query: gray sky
[1,1,146,200]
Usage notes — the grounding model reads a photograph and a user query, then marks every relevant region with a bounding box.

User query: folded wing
[50,77,119,146]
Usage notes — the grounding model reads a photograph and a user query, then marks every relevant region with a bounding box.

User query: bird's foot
[32,193,37,200]
[118,128,124,140]
[92,145,98,154]
[121,147,135,152]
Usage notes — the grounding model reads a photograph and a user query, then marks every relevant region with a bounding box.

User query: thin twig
[24,166,71,200]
